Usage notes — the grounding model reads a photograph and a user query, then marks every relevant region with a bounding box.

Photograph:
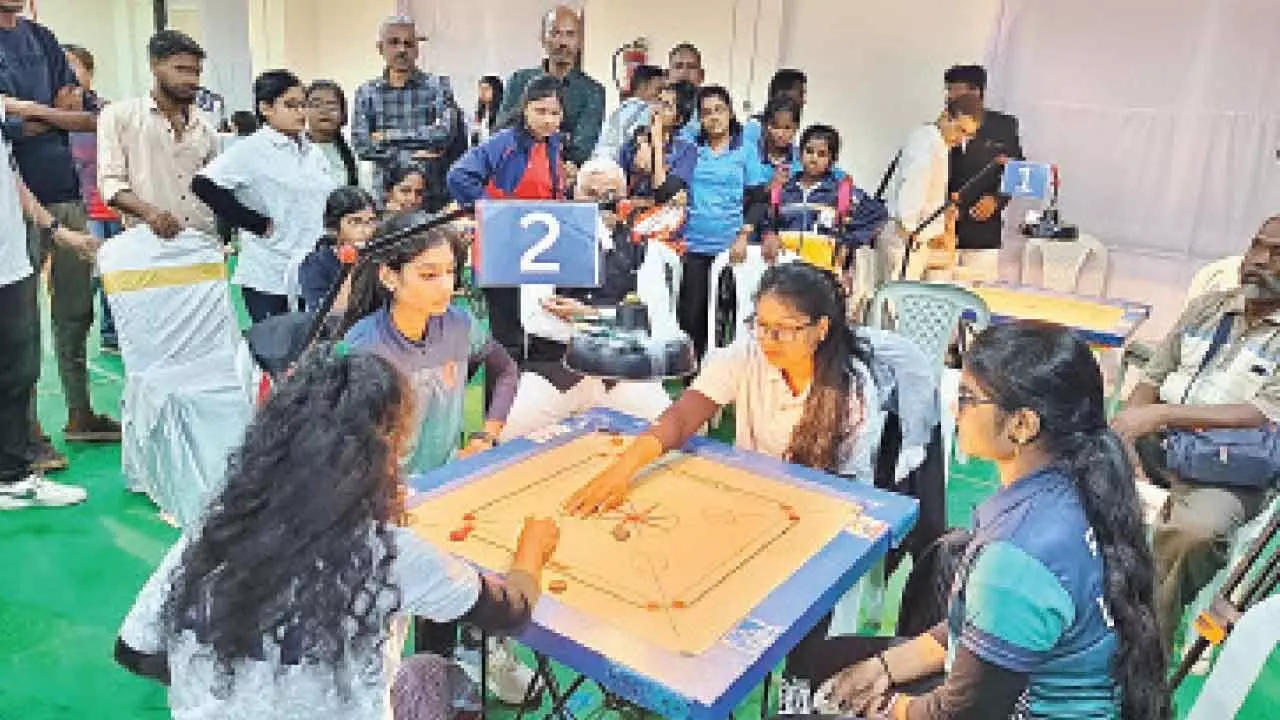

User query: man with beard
[97,30,219,243]
[1112,214,1280,647]
[352,16,461,195]
[499,5,605,173]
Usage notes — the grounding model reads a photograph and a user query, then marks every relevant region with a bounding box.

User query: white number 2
[519,212,561,273]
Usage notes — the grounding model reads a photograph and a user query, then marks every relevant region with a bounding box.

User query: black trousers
[678,252,716,361]
[0,275,40,483]
[241,287,292,325]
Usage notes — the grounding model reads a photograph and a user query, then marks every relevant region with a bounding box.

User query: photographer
[499,158,675,441]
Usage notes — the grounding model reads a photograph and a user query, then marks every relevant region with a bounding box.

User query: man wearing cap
[352,15,463,193]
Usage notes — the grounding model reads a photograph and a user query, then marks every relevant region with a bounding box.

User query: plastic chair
[865,282,990,488]
[1185,592,1280,718]
[99,226,254,526]
[705,245,798,351]
[865,282,991,374]
[1179,495,1280,667]
[1022,234,1109,294]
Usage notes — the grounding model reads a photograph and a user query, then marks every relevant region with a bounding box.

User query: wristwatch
[44,217,62,236]
[470,431,498,446]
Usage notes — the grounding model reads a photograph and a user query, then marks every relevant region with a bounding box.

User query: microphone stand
[897,156,1006,281]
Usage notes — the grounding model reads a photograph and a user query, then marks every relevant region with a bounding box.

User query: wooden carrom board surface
[972,285,1128,333]
[407,431,865,656]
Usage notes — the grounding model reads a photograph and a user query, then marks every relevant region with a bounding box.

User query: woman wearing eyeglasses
[809,323,1169,720]
[193,69,339,323]
[565,262,879,515]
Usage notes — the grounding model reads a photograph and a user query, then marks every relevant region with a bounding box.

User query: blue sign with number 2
[999,161,1053,200]
[474,200,601,288]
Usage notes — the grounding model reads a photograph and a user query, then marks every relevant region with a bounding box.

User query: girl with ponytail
[566,262,879,515]
[821,322,1170,720]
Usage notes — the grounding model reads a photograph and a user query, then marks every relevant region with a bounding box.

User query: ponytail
[1060,429,1171,720]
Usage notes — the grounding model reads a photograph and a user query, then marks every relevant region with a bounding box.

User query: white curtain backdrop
[984,0,1280,333]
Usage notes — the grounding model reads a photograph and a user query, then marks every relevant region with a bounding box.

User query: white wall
[780,0,1002,187]
[580,0,784,114]
[248,0,393,105]
[30,0,155,99]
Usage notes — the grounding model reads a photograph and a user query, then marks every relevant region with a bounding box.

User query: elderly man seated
[1112,214,1280,648]
[500,158,678,440]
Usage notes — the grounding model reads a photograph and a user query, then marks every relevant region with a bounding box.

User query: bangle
[877,653,896,685]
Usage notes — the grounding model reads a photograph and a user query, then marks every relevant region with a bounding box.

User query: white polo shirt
[0,104,32,288]
[199,126,337,295]
[691,337,880,480]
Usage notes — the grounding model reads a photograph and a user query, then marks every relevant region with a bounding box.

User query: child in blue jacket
[766,124,888,272]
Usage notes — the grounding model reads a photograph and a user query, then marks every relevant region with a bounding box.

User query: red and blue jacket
[446,127,563,205]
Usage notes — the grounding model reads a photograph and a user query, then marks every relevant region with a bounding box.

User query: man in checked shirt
[352,16,463,196]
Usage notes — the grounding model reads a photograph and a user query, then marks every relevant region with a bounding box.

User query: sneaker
[0,474,88,510]
[63,413,122,443]
[30,439,69,473]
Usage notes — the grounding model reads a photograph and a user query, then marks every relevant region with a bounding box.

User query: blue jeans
[89,219,124,345]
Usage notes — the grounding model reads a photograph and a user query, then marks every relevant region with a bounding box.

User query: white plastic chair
[1186,255,1243,299]
[866,282,991,488]
[99,227,254,527]
[1186,595,1280,719]
[1022,234,1109,294]
[705,245,798,351]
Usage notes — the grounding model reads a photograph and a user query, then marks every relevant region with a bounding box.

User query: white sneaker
[486,637,540,706]
[0,474,88,510]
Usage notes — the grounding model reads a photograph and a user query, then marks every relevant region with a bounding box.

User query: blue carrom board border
[967,281,1152,348]
[407,409,918,719]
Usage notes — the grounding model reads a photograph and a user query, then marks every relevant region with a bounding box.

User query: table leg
[479,628,489,720]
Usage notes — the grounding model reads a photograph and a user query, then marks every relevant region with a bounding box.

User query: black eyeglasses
[744,314,813,343]
[956,387,998,410]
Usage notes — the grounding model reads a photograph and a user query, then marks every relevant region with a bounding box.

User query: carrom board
[409,431,860,655]
[968,282,1150,347]
[405,410,918,719]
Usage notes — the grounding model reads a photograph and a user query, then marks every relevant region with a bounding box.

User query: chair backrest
[1022,235,1109,294]
[866,282,991,375]
[98,226,240,374]
[1186,594,1280,720]
[1185,255,1243,307]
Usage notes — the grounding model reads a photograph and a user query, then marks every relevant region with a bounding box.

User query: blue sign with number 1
[474,200,601,288]
[999,161,1053,200]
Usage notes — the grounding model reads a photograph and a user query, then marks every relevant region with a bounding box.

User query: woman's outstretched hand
[563,460,634,517]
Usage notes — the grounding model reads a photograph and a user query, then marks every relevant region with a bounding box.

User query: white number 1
[519,212,561,273]
[1015,165,1034,195]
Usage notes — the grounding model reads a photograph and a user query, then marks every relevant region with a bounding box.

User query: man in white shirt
[97,30,219,241]
[881,95,982,282]
[0,102,102,509]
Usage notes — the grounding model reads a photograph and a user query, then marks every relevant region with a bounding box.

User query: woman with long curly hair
[566,261,878,516]
[818,322,1169,720]
[114,344,559,719]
